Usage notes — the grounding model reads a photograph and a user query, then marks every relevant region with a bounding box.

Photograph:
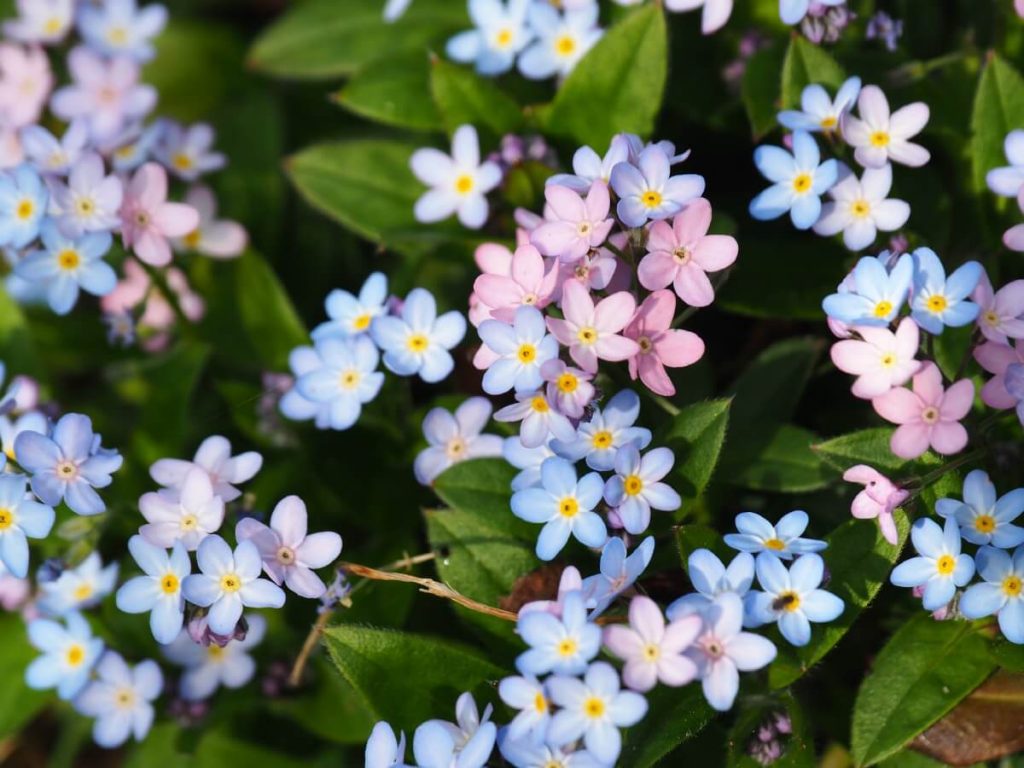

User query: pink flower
[638,199,738,307]
[0,44,52,129]
[172,185,248,260]
[473,244,557,324]
[101,259,205,351]
[603,595,701,693]
[872,363,974,459]
[541,359,595,418]
[531,182,614,262]
[1004,189,1024,252]
[975,338,1024,409]
[468,243,513,326]
[1017,0,1024,18]
[830,317,922,399]
[842,465,908,545]
[972,272,1024,344]
[553,236,627,299]
[547,279,639,373]
[120,163,200,267]
[624,290,705,397]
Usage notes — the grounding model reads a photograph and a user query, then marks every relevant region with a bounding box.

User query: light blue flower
[545,661,647,765]
[162,614,265,700]
[182,535,285,636]
[778,77,862,133]
[547,133,633,194]
[14,412,122,516]
[582,536,654,618]
[294,335,384,431]
[446,0,533,76]
[518,2,602,80]
[516,590,600,676]
[116,535,191,644]
[499,737,605,768]
[822,252,913,327]
[603,445,680,535]
[479,306,559,395]
[749,131,838,230]
[503,436,554,492]
[15,221,116,315]
[21,120,89,177]
[746,553,844,647]
[550,389,652,472]
[0,165,48,248]
[610,145,705,228]
[960,546,1024,644]
[38,551,119,616]
[413,717,496,768]
[890,516,974,610]
[936,469,1024,549]
[0,474,54,578]
[498,674,550,744]
[25,611,103,700]
[666,548,755,622]
[780,0,845,24]
[77,0,167,61]
[909,248,982,335]
[511,456,607,560]
[72,651,162,748]
[494,390,575,449]
[371,288,466,383]
[312,272,389,341]
[723,511,826,560]
[279,345,331,429]
[365,722,409,768]
[414,397,503,486]
[0,409,47,471]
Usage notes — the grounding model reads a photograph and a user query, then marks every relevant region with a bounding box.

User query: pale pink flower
[469,242,513,326]
[100,259,205,351]
[552,238,626,299]
[603,596,701,693]
[531,182,614,262]
[842,465,908,545]
[830,317,922,399]
[973,272,1024,344]
[172,185,248,260]
[1004,189,1024,252]
[975,338,1024,409]
[624,290,704,397]
[638,198,738,307]
[1017,0,1024,18]
[872,362,974,459]
[541,359,595,418]
[547,279,639,373]
[120,163,200,267]
[473,244,557,324]
[0,44,52,129]
[0,129,22,169]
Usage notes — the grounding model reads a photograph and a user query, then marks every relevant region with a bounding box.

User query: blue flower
[723,511,826,560]
[0,409,47,471]
[610,145,705,228]
[603,445,680,535]
[822,252,913,327]
[494,390,575,449]
[77,0,167,61]
[518,2,602,80]
[14,413,123,516]
[15,221,116,315]
[890,516,975,610]
[498,674,550,744]
[312,272,389,341]
[446,0,533,76]
[294,335,384,431]
[502,436,555,492]
[550,389,651,472]
[478,306,559,395]
[936,469,1024,549]
[0,474,54,578]
[499,737,605,768]
[412,692,496,768]
[960,546,1024,644]
[414,397,503,486]
[0,165,48,248]
[116,535,190,644]
[72,651,162,748]
[746,553,845,646]
[25,611,104,700]
[516,590,600,676]
[38,551,119,616]
[511,456,607,560]
[371,288,466,383]
[909,248,982,334]
[162,614,265,700]
[666,548,755,622]
[365,722,407,768]
[279,345,331,429]
[582,536,654,617]
[778,77,861,133]
[749,131,838,230]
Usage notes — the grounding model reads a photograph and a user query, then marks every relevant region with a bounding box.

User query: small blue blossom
[581,536,654,617]
[511,456,607,560]
[371,288,466,383]
[778,77,861,134]
[822,252,913,327]
[0,409,47,471]
[294,335,384,431]
[154,121,225,181]
[610,145,705,228]
[494,390,575,449]
[14,413,123,516]
[890,516,975,610]
[15,222,116,315]
[503,435,554,492]
[0,474,54,578]
[312,272,389,341]
[25,611,104,700]
[365,722,407,768]
[21,121,89,177]
[909,247,983,335]
[72,651,162,748]
[516,590,600,676]
[38,551,119,616]
[960,545,1024,644]
[478,306,559,395]
[498,674,550,744]
[77,0,168,61]
[413,693,496,768]
[603,444,681,535]
[116,535,191,644]
[723,511,827,560]
[279,345,330,429]
[866,11,903,52]
[0,165,48,248]
[550,389,652,472]
[747,553,845,647]
[547,133,633,194]
[446,0,533,76]
[162,614,265,700]
[667,548,755,622]
[499,737,605,768]
[414,397,503,486]
[518,2,602,80]
[749,131,838,230]
[936,469,1024,549]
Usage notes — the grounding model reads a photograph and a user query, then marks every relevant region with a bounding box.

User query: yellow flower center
[0,507,13,530]
[44,17,63,35]
[220,573,242,593]
[577,326,597,345]
[820,115,838,130]
[879,352,896,368]
[446,437,466,459]
[531,396,549,413]
[74,583,93,601]
[57,460,78,479]
[791,173,812,193]
[576,221,592,236]
[406,333,429,352]
[926,295,948,313]
[870,130,891,147]
[556,372,578,393]
[984,310,1000,327]
[183,230,202,249]
[637,336,653,354]
[276,546,296,565]
[207,645,225,660]
[642,643,660,662]
[557,637,578,657]
[851,199,871,218]
[339,370,360,390]
[517,344,537,364]
[57,249,81,271]
[65,643,85,667]
[641,190,662,208]
[623,475,643,496]
[16,199,34,220]
[1003,575,1023,597]
[921,406,940,424]
[353,313,372,331]
[172,153,194,171]
[454,174,475,195]
[495,27,514,48]
[583,696,606,719]
[106,25,128,45]
[160,573,179,594]
[763,537,786,551]
[672,246,691,265]
[76,197,95,216]
[555,35,576,56]
[774,590,802,613]
[873,300,893,318]
[534,692,548,713]
[114,687,136,709]
[180,514,198,531]
[974,514,996,534]
[558,497,579,518]
[591,430,612,449]
[936,554,956,575]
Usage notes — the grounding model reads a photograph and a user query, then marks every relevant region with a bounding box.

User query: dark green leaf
[780,37,845,109]
[620,685,714,768]
[0,614,49,741]
[334,51,443,132]
[970,53,1024,193]
[430,58,524,142]
[727,424,831,493]
[741,44,786,138]
[432,458,520,521]
[269,658,375,745]
[675,524,731,571]
[0,283,40,379]
[234,251,308,370]
[813,429,944,475]
[727,337,822,432]
[663,398,731,499]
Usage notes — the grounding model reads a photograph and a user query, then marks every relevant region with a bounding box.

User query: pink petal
[604,625,644,659]
[850,491,882,520]
[559,279,593,326]
[692,235,738,272]
[646,219,678,253]
[661,614,702,653]
[912,363,944,406]
[994,280,1024,317]
[270,495,308,547]
[131,162,168,209]
[890,424,930,459]
[544,184,586,221]
[474,274,521,310]
[474,243,513,275]
[878,513,899,546]
[638,355,675,396]
[975,341,1019,376]
[939,379,975,421]
[531,221,579,258]
[929,421,968,455]
[629,596,665,643]
[893,317,920,359]
[593,291,636,333]
[595,334,640,362]
[831,339,877,376]
[872,386,921,425]
[637,252,678,292]
[633,290,675,333]
[654,329,705,368]
[584,180,610,220]
[673,264,715,307]
[842,464,883,486]
[656,654,698,687]
[672,198,712,246]
[154,203,201,238]
[546,317,577,347]
[134,231,172,267]
[511,244,545,289]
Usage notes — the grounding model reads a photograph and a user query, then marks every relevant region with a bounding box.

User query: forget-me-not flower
[15,222,116,315]
[77,0,168,61]
[295,335,384,431]
[412,718,496,768]
[603,444,680,535]
[723,511,826,560]
[116,535,190,644]
[312,272,388,341]
[516,590,601,676]
[478,306,559,395]
[611,145,705,228]
[909,247,982,335]
[149,434,262,503]
[498,674,551,744]
[365,721,408,768]
[746,553,845,647]
[25,611,103,700]
[890,516,975,610]
[518,2,602,80]
[547,133,632,194]
[372,288,466,383]
[582,535,654,617]
[987,130,1024,199]
[139,467,224,551]
[38,551,119,616]
[0,474,54,578]
[960,545,1024,644]
[410,125,501,229]
[21,120,89,176]
[503,435,555,492]
[550,389,652,471]
[414,397,503,485]
[162,614,265,700]
[498,738,604,768]
[603,595,702,692]
[749,130,838,230]
[936,469,1024,549]
[51,152,124,236]
[822,252,912,327]
[494,390,576,449]
[813,164,910,251]
[667,548,755,621]
[446,0,533,76]
[843,85,930,169]
[154,121,226,181]
[4,0,74,44]
[778,77,861,133]
[72,652,162,748]
[0,165,48,248]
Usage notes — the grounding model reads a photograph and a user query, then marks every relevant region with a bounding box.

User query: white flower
[987,130,1024,199]
[3,0,74,44]
[518,3,603,80]
[446,0,533,76]
[149,435,262,503]
[842,85,930,169]
[38,552,119,616]
[139,467,225,551]
[813,164,910,251]
[73,652,162,748]
[414,397,503,485]
[162,614,266,700]
[778,77,861,134]
[410,125,501,229]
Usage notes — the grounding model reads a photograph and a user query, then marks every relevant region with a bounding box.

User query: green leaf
[851,616,997,766]
[780,37,845,109]
[728,424,831,493]
[812,428,945,475]
[248,0,467,79]
[234,251,308,371]
[741,44,786,138]
[727,337,822,431]
[663,399,731,499]
[621,684,714,768]
[334,51,443,132]
[675,524,731,571]
[0,282,40,379]
[0,614,49,740]
[430,58,524,143]
[970,53,1024,193]
[541,4,667,149]
[768,508,911,689]
[432,458,520,521]
[270,658,376,745]
[322,625,505,731]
